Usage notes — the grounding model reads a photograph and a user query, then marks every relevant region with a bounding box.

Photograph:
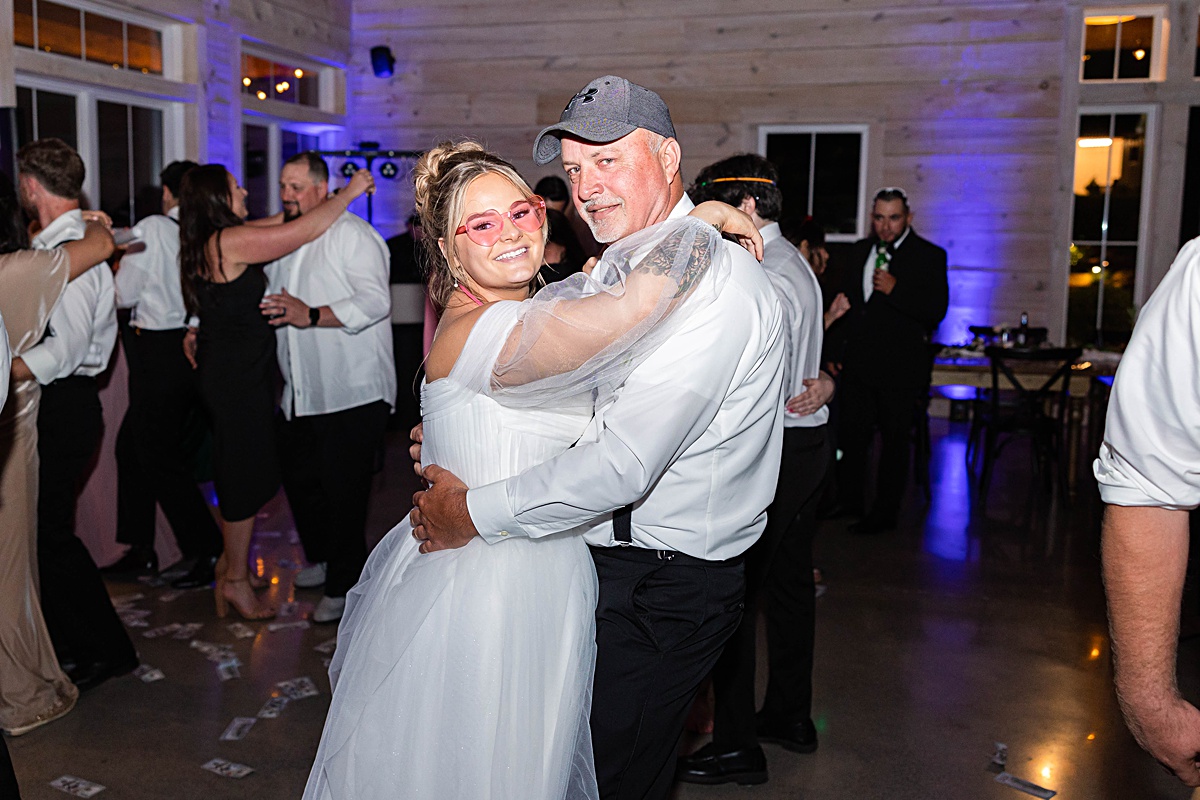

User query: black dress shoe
[676,743,767,785]
[848,514,896,535]
[171,555,218,589]
[101,547,158,577]
[69,654,139,693]
[756,714,819,754]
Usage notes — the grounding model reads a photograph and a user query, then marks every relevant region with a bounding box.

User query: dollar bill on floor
[995,771,1056,798]
[172,622,204,639]
[111,593,144,607]
[142,623,182,639]
[137,575,166,587]
[257,696,289,719]
[226,622,256,639]
[49,776,106,797]
[159,590,184,603]
[987,742,1008,774]
[133,665,165,683]
[201,758,254,779]
[314,637,337,654]
[219,717,257,741]
[121,617,150,628]
[278,600,300,618]
[268,620,311,633]
[217,659,241,681]
[276,676,319,700]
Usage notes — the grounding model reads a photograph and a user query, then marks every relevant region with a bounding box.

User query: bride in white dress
[302,141,749,800]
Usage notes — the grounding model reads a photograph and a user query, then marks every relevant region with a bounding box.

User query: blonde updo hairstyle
[413,140,547,312]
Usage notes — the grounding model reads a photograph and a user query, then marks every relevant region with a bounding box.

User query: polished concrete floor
[9,420,1200,799]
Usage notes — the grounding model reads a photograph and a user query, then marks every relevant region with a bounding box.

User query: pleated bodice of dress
[419,300,592,489]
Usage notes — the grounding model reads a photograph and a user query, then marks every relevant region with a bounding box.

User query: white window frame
[1079,6,1169,83]
[1070,104,1158,316]
[239,119,342,215]
[15,73,185,210]
[240,43,338,115]
[756,123,870,243]
[16,0,183,81]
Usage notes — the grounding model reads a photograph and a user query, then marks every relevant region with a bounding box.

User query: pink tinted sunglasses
[455,195,546,247]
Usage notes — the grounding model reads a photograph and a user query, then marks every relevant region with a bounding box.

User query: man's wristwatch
[308,306,320,327]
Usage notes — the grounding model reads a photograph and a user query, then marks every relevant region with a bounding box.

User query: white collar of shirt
[667,194,694,220]
[862,226,911,301]
[32,209,85,249]
[166,206,180,221]
[760,221,783,247]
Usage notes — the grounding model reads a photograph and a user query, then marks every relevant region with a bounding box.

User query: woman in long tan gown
[0,177,114,736]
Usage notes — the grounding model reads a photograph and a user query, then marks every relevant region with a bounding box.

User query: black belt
[588,544,744,568]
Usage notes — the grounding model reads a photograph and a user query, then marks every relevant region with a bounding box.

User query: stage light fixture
[378,161,399,179]
[340,161,360,178]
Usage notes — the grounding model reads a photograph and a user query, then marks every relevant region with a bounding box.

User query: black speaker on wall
[0,107,18,180]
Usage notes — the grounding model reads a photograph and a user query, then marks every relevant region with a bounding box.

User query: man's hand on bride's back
[410,423,423,478]
[410,465,478,553]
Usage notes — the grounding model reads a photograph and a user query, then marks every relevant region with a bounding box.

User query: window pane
[765,133,813,234]
[15,88,34,148]
[243,124,270,219]
[1107,114,1146,241]
[1082,17,1118,80]
[1117,16,1154,79]
[35,89,77,149]
[1072,115,1113,242]
[243,53,273,102]
[97,101,132,227]
[131,106,163,223]
[126,23,162,75]
[1067,244,1137,345]
[272,61,297,103]
[84,13,124,69]
[14,0,35,49]
[37,1,82,58]
[812,133,861,236]
[297,69,319,108]
[280,130,319,163]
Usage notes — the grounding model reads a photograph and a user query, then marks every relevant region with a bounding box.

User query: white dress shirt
[760,222,828,429]
[1095,237,1200,510]
[862,226,910,302]
[114,207,188,330]
[467,196,787,560]
[23,210,117,383]
[265,211,396,419]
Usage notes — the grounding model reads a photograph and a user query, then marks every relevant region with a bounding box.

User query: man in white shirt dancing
[111,159,224,587]
[1096,236,1200,787]
[413,76,786,800]
[13,138,135,691]
[259,152,395,624]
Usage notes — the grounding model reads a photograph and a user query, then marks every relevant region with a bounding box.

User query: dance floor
[9,419,1199,799]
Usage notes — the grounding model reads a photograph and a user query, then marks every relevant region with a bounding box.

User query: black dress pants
[37,376,136,667]
[115,326,221,557]
[0,736,19,799]
[711,425,831,751]
[590,545,745,800]
[276,401,390,598]
[836,373,926,521]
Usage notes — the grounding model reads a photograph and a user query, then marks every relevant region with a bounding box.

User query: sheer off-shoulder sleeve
[485,216,730,408]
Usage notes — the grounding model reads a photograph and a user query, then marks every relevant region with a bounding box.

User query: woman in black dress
[178,164,374,619]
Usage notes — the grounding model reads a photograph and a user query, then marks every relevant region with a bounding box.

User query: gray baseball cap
[533,75,677,165]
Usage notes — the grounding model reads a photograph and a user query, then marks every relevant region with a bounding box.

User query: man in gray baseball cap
[415,75,786,799]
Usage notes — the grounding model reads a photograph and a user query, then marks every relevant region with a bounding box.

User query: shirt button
[500,531,509,537]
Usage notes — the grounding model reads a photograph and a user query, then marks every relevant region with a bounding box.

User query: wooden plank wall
[348,0,1072,342]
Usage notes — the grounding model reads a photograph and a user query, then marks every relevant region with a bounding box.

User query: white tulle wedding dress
[301,216,730,800]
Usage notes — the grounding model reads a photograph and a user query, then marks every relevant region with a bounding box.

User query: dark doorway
[1181,106,1200,249]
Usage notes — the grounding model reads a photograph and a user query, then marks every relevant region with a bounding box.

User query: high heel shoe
[218,578,277,620]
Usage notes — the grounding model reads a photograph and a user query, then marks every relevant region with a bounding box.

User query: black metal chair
[975,346,1083,503]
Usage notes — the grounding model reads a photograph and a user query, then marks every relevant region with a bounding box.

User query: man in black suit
[827,188,948,534]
